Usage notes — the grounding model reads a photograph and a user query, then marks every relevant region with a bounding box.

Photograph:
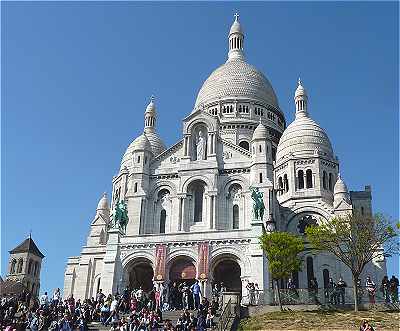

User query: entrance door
[213,260,241,293]
[129,262,154,292]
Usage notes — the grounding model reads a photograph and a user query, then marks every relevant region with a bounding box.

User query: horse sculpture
[112,200,129,233]
[250,186,265,221]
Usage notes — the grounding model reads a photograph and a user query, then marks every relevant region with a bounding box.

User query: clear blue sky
[1,2,398,294]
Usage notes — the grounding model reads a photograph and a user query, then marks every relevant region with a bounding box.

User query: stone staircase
[87,309,220,330]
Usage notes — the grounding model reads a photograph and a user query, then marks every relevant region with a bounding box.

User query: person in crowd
[287,278,298,303]
[190,280,202,310]
[52,288,61,308]
[381,275,390,303]
[246,281,255,305]
[360,319,375,331]
[309,277,319,304]
[327,278,337,305]
[366,276,376,304]
[389,275,399,303]
[39,291,49,309]
[336,277,347,305]
[96,289,105,304]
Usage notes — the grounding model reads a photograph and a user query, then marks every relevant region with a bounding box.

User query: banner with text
[154,244,167,281]
[197,242,209,280]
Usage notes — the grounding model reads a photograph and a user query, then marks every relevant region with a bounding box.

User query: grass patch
[238,309,399,330]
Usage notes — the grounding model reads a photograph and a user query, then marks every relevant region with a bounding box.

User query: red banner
[154,244,167,281]
[197,242,209,280]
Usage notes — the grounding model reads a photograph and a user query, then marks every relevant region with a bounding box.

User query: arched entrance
[169,257,197,284]
[212,258,242,293]
[126,258,154,292]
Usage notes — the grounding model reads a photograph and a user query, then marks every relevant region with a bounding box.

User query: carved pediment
[218,137,252,162]
[151,140,184,168]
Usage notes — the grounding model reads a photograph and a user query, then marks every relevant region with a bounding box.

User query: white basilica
[64,15,386,299]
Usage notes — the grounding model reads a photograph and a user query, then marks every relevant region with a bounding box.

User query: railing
[217,298,232,331]
[241,287,400,307]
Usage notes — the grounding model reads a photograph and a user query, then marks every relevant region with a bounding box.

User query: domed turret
[334,174,350,206]
[97,192,109,211]
[120,97,166,170]
[276,79,334,162]
[252,121,269,140]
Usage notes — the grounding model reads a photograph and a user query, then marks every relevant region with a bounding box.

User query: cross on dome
[298,77,302,86]
[234,13,239,21]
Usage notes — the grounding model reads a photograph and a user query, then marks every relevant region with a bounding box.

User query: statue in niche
[196,130,206,160]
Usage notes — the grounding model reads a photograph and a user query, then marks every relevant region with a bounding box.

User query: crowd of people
[315,274,399,305]
[241,274,399,306]
[0,280,225,331]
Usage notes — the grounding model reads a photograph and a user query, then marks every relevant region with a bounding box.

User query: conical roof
[10,237,44,258]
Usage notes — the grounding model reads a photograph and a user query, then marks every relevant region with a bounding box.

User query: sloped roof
[0,279,27,296]
[9,238,44,258]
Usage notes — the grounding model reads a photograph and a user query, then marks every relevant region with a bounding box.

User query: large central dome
[194,58,279,110]
[193,15,279,112]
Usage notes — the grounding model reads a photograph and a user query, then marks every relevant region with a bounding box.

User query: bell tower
[6,235,44,297]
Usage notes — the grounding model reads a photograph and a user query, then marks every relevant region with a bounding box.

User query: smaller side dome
[132,134,152,152]
[334,174,350,206]
[334,174,349,195]
[97,193,109,210]
[252,122,268,140]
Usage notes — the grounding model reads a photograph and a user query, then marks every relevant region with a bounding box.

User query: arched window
[10,259,16,274]
[283,174,289,193]
[160,210,166,234]
[306,170,313,188]
[27,281,31,291]
[259,173,263,184]
[328,173,333,191]
[272,147,276,161]
[33,263,37,277]
[259,145,262,153]
[239,141,249,151]
[323,269,330,289]
[278,177,283,195]
[361,207,364,215]
[298,170,304,189]
[17,259,23,273]
[137,155,141,163]
[323,171,327,189]
[134,183,138,193]
[28,260,33,275]
[193,183,205,223]
[233,205,239,229]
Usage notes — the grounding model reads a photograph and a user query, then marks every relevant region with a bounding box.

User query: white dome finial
[234,12,239,22]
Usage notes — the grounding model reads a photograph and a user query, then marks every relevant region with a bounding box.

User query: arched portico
[210,253,243,294]
[167,255,197,285]
[124,257,154,292]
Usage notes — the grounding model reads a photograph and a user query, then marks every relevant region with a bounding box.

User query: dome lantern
[228,13,245,62]
[294,78,308,118]
[144,95,156,133]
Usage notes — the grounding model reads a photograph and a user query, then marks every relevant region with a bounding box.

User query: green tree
[305,213,399,312]
[260,232,304,311]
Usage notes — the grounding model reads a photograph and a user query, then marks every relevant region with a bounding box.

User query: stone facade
[64,15,386,300]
